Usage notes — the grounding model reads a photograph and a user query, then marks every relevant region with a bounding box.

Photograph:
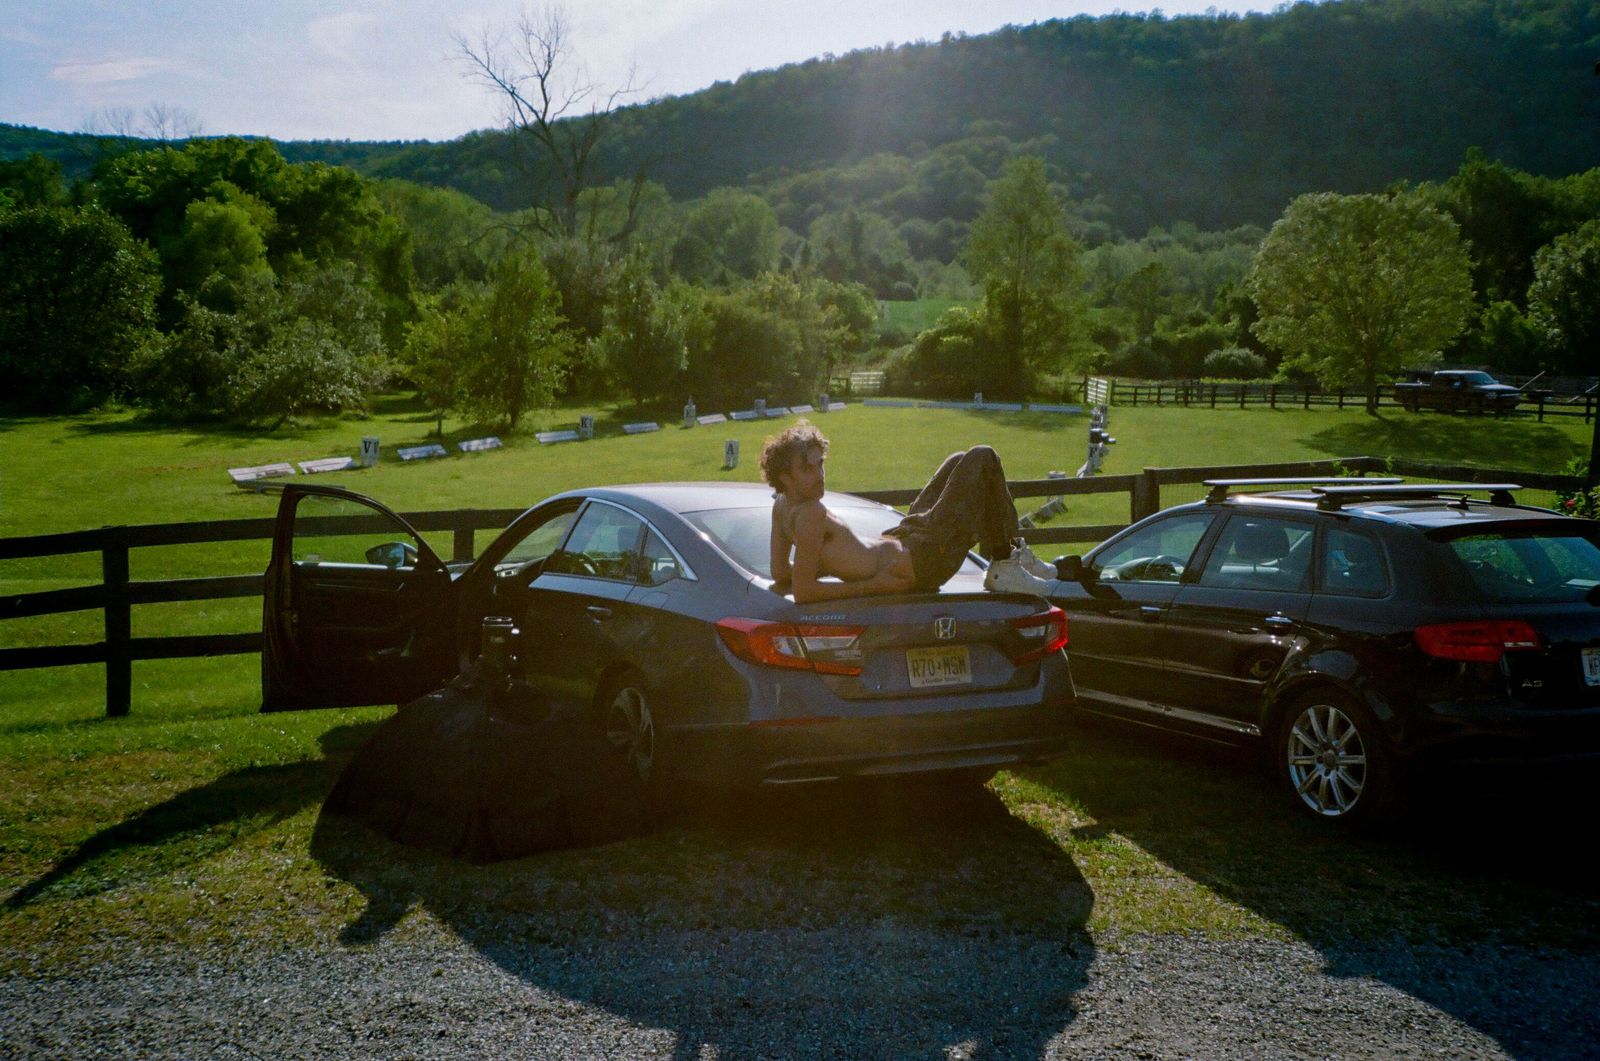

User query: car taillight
[1010,607,1069,664]
[1414,620,1542,663]
[715,617,866,676]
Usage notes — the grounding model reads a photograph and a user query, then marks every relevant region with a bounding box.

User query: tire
[1271,690,1393,824]
[597,671,660,789]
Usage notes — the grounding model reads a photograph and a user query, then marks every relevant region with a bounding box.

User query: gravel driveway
[5,928,1597,1059]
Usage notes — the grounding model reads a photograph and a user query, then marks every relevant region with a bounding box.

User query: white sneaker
[1011,541,1058,580]
[984,556,1057,595]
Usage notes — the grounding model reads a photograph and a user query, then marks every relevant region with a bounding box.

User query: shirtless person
[761,421,1057,603]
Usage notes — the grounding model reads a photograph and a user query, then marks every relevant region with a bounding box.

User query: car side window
[1320,526,1390,597]
[498,508,579,569]
[639,529,684,586]
[1092,512,1214,583]
[548,503,647,581]
[1197,514,1314,592]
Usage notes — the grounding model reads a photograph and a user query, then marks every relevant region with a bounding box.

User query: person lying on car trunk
[762,420,1057,603]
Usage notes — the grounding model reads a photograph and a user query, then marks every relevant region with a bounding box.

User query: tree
[403,286,477,437]
[1528,220,1600,376]
[596,253,685,406]
[457,251,573,429]
[963,156,1085,391]
[1527,219,1600,485]
[671,189,781,284]
[0,206,161,411]
[458,5,648,245]
[1248,191,1473,414]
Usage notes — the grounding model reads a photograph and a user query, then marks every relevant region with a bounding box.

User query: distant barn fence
[2,457,1584,717]
[1082,377,1597,421]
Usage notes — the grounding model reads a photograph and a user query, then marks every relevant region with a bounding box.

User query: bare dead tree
[142,103,204,142]
[457,5,651,246]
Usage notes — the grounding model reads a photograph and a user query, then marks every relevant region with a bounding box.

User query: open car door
[262,485,457,711]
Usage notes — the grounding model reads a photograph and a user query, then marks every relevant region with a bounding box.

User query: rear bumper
[1399,700,1600,767]
[668,698,1074,786]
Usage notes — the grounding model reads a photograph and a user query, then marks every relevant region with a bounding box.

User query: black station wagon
[1045,479,1600,823]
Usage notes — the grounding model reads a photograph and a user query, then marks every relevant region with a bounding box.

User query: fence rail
[1084,378,1597,421]
[3,458,1584,716]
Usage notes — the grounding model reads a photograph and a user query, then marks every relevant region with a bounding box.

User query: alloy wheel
[604,685,655,783]
[1284,701,1368,817]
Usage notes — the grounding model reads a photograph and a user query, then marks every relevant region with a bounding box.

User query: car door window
[1320,526,1390,597]
[1197,514,1314,592]
[291,492,428,570]
[549,503,647,580]
[1092,512,1214,583]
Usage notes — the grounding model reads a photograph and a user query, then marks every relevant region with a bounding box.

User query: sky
[3,1,1283,143]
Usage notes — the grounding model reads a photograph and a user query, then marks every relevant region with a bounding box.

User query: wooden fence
[1085,378,1597,422]
[2,456,1585,717]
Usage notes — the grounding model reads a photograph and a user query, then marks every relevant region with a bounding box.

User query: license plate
[907,645,972,688]
[1584,647,1600,688]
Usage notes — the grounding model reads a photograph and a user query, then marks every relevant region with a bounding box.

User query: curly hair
[759,419,828,492]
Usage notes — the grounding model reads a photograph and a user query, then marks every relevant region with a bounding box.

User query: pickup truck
[1392,369,1523,413]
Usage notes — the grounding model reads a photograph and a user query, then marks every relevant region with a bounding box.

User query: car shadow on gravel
[311,778,1097,1059]
[1025,718,1600,1061]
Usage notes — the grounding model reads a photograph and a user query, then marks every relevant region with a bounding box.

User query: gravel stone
[4,930,1597,1059]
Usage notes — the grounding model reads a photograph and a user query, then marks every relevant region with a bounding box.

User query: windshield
[683,504,983,580]
[1444,528,1600,604]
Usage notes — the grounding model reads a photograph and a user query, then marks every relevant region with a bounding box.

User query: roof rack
[1203,477,1403,503]
[1311,483,1522,510]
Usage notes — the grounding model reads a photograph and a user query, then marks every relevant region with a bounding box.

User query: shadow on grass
[1303,411,1587,470]
[3,722,376,909]
[1025,718,1600,1060]
[311,779,1095,1059]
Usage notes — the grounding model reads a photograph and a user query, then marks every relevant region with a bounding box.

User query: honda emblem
[934,616,956,640]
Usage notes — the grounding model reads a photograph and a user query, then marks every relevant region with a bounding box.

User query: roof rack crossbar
[1311,483,1523,510]
[1202,477,1404,503]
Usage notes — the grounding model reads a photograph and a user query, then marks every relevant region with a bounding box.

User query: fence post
[1338,388,1345,411]
[1210,383,1218,408]
[1269,383,1278,409]
[103,529,131,718]
[1238,384,1246,409]
[453,526,474,563]
[1536,393,1545,423]
[1131,469,1160,523]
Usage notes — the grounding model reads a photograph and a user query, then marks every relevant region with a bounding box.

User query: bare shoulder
[785,498,828,536]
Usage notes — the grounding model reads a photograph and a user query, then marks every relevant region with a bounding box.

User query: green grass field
[2,396,1595,970]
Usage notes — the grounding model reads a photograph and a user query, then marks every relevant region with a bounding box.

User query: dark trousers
[885,446,1020,590]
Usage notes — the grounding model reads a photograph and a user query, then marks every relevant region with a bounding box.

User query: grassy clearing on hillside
[877,298,974,337]
[2,398,1595,970]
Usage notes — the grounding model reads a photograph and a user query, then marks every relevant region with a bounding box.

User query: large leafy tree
[671,189,782,284]
[1528,220,1600,376]
[596,252,685,406]
[458,251,573,429]
[0,206,161,411]
[1248,191,1473,414]
[963,156,1085,393]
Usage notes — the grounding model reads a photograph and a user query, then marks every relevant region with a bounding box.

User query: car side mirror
[365,541,417,569]
[1054,554,1088,582]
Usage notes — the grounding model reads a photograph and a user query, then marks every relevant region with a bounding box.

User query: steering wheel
[1111,554,1185,581]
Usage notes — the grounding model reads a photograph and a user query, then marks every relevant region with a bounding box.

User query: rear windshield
[683,504,983,580]
[1443,527,1600,604]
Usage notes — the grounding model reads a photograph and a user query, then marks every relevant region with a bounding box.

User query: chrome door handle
[1139,606,1162,622]
[1265,615,1293,627]
[586,605,613,621]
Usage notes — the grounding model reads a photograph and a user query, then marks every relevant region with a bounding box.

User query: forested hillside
[321,0,1600,234]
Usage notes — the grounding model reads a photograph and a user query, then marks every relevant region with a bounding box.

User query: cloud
[306,12,380,63]
[48,57,172,84]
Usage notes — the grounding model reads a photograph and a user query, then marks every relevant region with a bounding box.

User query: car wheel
[1273,690,1392,823]
[599,672,658,787]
